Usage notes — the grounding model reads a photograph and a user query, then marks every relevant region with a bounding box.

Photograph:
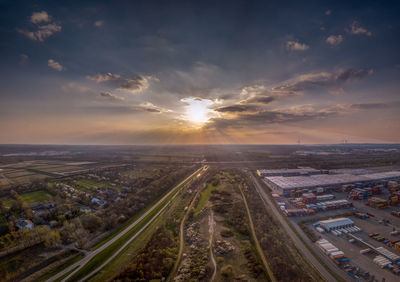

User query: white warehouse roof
[265,171,400,191]
[320,217,354,230]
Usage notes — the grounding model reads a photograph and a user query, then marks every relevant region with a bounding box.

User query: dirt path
[208,209,217,282]
[239,184,277,282]
[168,188,201,281]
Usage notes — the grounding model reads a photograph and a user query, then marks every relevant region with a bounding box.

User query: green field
[74,179,120,191]
[194,182,218,215]
[3,190,53,207]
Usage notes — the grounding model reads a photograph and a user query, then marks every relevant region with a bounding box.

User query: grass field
[74,179,120,191]
[35,253,85,282]
[194,182,218,215]
[3,190,53,207]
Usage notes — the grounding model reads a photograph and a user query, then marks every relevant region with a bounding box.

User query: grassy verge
[35,253,85,282]
[194,183,217,215]
[55,266,79,282]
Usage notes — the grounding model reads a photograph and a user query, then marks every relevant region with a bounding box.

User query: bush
[221,264,233,278]
[220,229,234,238]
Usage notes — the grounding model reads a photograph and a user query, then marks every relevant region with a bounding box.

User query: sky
[0,0,399,145]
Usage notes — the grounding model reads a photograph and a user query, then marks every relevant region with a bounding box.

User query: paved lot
[281,186,400,281]
[253,175,349,282]
[311,221,400,282]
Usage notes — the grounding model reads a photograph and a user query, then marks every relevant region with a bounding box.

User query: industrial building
[257,167,322,177]
[263,170,400,196]
[319,217,355,232]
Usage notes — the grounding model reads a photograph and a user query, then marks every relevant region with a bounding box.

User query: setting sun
[181,98,218,124]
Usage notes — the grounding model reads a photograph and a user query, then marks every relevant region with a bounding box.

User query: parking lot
[280,187,400,281]
[301,199,400,282]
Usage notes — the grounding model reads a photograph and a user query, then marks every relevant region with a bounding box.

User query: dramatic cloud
[286,41,309,51]
[94,20,104,27]
[18,23,61,42]
[84,102,171,115]
[139,102,172,113]
[240,85,266,96]
[326,35,344,46]
[216,104,258,113]
[349,101,400,110]
[271,68,373,95]
[348,21,372,36]
[47,59,64,71]
[245,95,275,104]
[99,92,124,101]
[87,72,121,82]
[208,105,342,130]
[18,12,61,42]
[117,75,156,93]
[30,11,50,24]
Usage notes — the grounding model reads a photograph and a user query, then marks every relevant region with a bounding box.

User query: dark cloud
[245,95,275,104]
[117,76,155,93]
[83,103,167,114]
[99,92,124,101]
[207,107,339,130]
[349,101,400,110]
[215,104,258,113]
[271,68,373,95]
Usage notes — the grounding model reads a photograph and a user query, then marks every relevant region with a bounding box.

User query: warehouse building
[263,170,400,196]
[319,217,354,232]
[257,167,321,177]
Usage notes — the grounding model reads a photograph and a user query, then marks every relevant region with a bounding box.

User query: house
[91,197,106,206]
[17,219,34,230]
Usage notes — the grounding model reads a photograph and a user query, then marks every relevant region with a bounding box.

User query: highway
[248,172,350,282]
[47,165,207,282]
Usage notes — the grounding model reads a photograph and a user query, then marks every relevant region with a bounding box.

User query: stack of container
[317,239,339,254]
[342,184,354,192]
[373,255,392,268]
[389,191,400,205]
[349,188,370,200]
[376,247,400,262]
[372,185,383,194]
[367,197,388,209]
[316,194,335,202]
[315,187,324,195]
[321,199,353,210]
[316,239,348,264]
[302,192,317,204]
[284,208,315,217]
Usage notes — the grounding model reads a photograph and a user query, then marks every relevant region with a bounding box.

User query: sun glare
[181,98,217,125]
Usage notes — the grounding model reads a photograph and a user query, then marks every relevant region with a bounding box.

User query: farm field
[2,190,53,207]
[0,160,97,187]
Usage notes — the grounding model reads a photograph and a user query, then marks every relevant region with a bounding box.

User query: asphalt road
[249,172,350,282]
[47,166,207,282]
